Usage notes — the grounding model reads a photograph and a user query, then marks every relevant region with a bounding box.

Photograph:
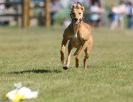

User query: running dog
[60,2,93,70]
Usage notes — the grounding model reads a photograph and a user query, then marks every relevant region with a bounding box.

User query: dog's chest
[70,33,81,47]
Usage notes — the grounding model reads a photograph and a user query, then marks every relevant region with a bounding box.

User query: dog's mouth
[72,18,82,24]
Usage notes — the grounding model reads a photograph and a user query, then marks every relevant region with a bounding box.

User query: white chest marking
[74,32,77,38]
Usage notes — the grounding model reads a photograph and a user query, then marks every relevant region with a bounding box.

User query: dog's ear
[72,2,84,11]
[76,2,85,11]
[72,4,76,10]
[77,2,85,11]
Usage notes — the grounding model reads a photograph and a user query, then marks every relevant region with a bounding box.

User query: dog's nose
[73,18,78,22]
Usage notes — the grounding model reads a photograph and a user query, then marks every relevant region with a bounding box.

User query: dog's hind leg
[83,41,93,69]
[75,41,88,68]
[75,43,85,68]
[60,38,68,65]
[74,41,85,56]
[83,48,89,69]
[63,42,72,70]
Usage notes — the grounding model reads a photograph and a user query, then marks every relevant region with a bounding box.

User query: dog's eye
[79,13,81,15]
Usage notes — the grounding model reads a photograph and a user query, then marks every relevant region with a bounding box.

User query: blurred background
[0,0,133,30]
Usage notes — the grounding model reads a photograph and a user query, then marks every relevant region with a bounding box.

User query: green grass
[0,27,133,102]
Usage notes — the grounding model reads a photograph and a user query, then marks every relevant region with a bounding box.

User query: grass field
[0,26,133,102]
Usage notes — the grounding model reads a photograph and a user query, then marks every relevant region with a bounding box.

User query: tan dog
[60,2,93,70]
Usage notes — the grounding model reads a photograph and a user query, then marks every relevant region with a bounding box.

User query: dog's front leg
[60,38,68,65]
[63,42,72,70]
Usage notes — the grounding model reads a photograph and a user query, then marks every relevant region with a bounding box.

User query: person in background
[90,0,104,8]
[119,0,127,29]
[126,1,133,29]
[50,0,62,25]
[0,0,5,15]
[110,0,127,30]
[89,2,104,27]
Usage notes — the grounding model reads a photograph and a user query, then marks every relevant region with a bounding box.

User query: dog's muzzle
[72,18,82,24]
[73,18,78,22]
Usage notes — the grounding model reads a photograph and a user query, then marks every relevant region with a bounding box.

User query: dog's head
[70,2,84,24]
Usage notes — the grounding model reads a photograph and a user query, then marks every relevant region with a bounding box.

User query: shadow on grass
[9,69,62,74]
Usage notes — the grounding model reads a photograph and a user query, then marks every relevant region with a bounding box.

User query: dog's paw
[63,65,69,70]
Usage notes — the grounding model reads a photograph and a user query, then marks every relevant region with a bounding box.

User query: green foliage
[0,27,133,102]
[104,0,119,6]
[55,9,70,24]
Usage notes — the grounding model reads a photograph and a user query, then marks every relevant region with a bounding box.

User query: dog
[60,2,93,70]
